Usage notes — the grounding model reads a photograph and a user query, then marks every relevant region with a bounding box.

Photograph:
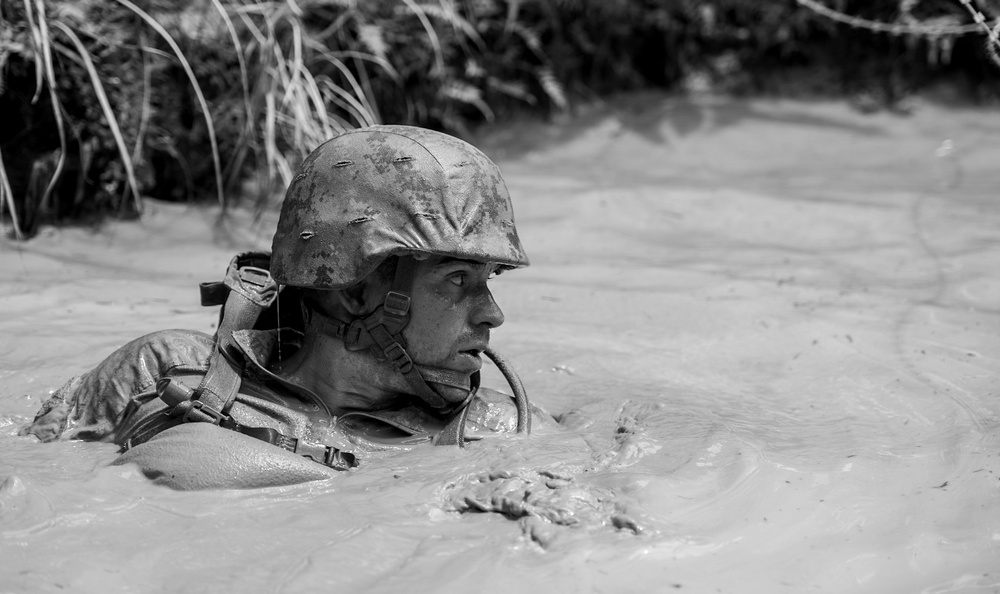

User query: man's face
[400,256,505,378]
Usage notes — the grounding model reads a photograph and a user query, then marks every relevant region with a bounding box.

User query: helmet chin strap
[311,257,476,416]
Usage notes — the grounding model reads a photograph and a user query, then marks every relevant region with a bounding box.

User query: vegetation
[1,0,997,238]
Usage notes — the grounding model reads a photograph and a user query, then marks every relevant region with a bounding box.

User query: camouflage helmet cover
[271,125,529,289]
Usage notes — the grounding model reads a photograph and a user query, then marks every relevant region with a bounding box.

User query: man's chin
[427,382,475,407]
[454,350,485,373]
[418,361,477,387]
[414,358,480,406]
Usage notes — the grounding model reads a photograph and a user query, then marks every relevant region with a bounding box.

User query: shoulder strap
[196,253,277,416]
[152,378,356,471]
[146,253,358,472]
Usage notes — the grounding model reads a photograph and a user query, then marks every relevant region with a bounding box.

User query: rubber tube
[484,347,531,435]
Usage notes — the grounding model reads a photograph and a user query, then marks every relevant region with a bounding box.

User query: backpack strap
[150,253,358,472]
[154,378,356,471]
[194,253,277,418]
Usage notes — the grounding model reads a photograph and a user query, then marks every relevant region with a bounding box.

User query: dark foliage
[1,0,997,237]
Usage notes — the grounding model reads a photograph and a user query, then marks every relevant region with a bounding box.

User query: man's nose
[472,286,504,329]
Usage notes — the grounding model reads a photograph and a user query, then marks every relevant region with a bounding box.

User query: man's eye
[448,273,466,287]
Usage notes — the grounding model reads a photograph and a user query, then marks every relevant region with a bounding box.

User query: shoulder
[89,329,216,394]
[76,328,217,404]
[19,329,216,443]
[465,387,554,434]
[115,329,216,369]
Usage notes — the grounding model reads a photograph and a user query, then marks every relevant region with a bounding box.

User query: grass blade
[313,49,379,125]
[208,0,251,123]
[19,0,44,103]
[51,21,142,215]
[416,1,484,50]
[400,0,445,77]
[114,0,226,208]
[0,145,24,240]
[264,89,293,187]
[29,0,68,224]
[537,66,567,110]
[296,65,336,138]
[132,35,152,163]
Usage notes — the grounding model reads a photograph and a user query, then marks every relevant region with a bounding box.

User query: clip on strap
[238,426,357,470]
[155,379,357,471]
[157,378,231,426]
[152,253,360,471]
[197,257,280,416]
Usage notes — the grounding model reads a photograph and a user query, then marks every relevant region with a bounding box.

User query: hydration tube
[484,347,531,435]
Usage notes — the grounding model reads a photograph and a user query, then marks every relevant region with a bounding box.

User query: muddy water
[2,97,998,593]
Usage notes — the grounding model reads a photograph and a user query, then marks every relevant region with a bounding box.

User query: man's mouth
[457,348,485,370]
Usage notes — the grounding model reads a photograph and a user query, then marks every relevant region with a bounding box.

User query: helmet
[268,126,531,438]
[271,125,529,289]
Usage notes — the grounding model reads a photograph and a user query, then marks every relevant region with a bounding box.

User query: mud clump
[444,468,642,548]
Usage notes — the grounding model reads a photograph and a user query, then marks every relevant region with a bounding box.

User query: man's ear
[337,279,382,316]
[338,256,398,316]
[337,282,368,316]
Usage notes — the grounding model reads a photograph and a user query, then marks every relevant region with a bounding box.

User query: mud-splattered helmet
[269,126,531,440]
[271,125,529,288]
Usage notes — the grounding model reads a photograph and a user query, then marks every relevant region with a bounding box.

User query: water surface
[2,97,998,593]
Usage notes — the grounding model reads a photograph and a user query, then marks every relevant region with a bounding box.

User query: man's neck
[271,331,406,416]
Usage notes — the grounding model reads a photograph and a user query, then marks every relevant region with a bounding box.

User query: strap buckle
[343,319,366,349]
[176,398,227,425]
[226,263,277,308]
[238,266,271,288]
[326,448,357,470]
[295,438,358,470]
[156,378,227,425]
[294,439,327,462]
[383,291,409,321]
[382,341,414,373]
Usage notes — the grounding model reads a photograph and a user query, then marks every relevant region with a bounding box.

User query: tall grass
[0,0,571,238]
[1,0,996,239]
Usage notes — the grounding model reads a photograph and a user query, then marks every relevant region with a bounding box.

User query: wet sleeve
[17,375,85,442]
[18,330,214,443]
[465,387,555,434]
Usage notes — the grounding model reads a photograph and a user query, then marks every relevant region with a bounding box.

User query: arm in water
[19,328,542,489]
[19,329,342,488]
[114,423,340,489]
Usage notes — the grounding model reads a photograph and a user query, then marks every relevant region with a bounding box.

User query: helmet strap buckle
[381,342,414,373]
[382,291,410,322]
[342,318,366,350]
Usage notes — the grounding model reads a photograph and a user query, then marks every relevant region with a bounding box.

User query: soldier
[20,126,536,490]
